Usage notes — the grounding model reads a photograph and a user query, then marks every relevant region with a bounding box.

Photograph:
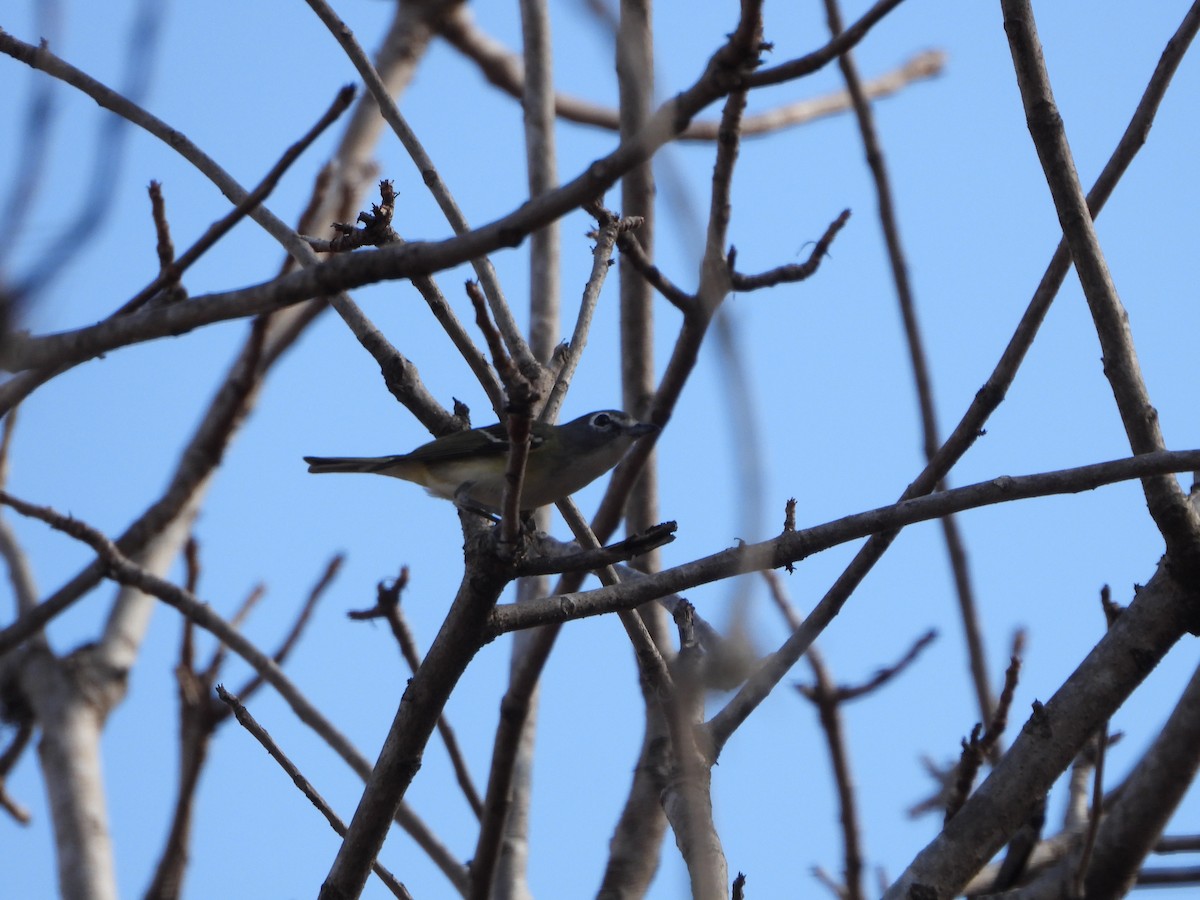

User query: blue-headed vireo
[304,409,656,513]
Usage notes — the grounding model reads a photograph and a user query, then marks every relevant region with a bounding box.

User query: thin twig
[791,623,936,900]
[824,0,994,736]
[409,273,505,417]
[617,227,693,311]
[146,181,182,302]
[1136,867,1200,887]
[232,555,342,701]
[829,630,938,703]
[347,569,484,818]
[197,583,264,685]
[696,45,753,317]
[944,651,1022,822]
[0,722,33,824]
[0,481,39,621]
[748,0,910,88]
[542,205,624,421]
[465,281,536,542]
[1156,836,1200,854]
[1071,592,1120,895]
[1072,729,1107,897]
[119,85,355,315]
[216,686,412,900]
[800,648,867,900]
[515,522,677,577]
[728,211,851,292]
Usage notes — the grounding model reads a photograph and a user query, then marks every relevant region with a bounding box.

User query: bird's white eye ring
[592,412,613,429]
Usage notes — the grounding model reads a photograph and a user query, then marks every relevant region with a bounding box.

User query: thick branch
[883,564,1195,898]
[320,519,512,900]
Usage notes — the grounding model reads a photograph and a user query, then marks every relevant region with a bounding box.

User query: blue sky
[3,1,1200,897]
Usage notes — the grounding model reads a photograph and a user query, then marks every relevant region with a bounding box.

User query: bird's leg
[452,482,501,522]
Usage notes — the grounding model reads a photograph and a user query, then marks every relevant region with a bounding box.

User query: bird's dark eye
[592,412,613,429]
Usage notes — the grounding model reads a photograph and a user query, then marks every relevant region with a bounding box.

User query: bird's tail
[304,455,398,474]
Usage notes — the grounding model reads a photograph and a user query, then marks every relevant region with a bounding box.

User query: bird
[304,409,657,514]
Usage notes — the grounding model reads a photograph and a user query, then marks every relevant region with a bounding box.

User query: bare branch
[347,569,485,819]
[320,514,510,899]
[824,0,992,734]
[799,648,867,900]
[0,0,903,377]
[216,686,412,900]
[0,490,470,893]
[1001,0,1200,566]
[616,226,693,311]
[437,6,944,140]
[944,651,1022,822]
[491,449,1200,634]
[120,85,355,315]
[748,0,910,88]
[542,205,624,421]
[302,0,541,380]
[822,630,938,704]
[709,0,1200,757]
[515,522,677,577]
[727,209,851,292]
[0,720,33,824]
[232,556,341,702]
[883,576,1195,896]
[0,30,312,265]
[0,512,40,622]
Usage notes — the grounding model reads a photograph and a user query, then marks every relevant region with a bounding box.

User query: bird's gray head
[557,410,658,452]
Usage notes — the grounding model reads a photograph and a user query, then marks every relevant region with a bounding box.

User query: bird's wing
[404,421,547,463]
